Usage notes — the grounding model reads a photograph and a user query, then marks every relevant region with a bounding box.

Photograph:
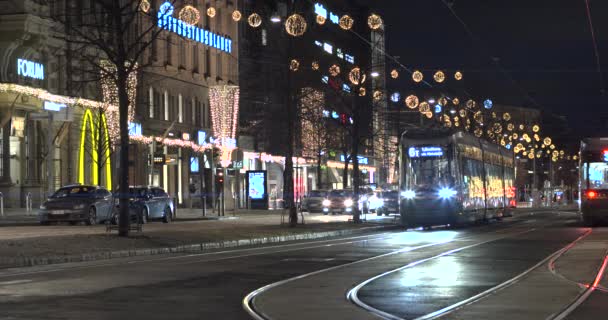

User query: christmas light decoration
[285,14,307,37]
[473,111,483,124]
[316,15,326,25]
[484,99,493,109]
[503,113,511,121]
[550,144,555,150]
[290,59,300,71]
[311,61,320,70]
[373,90,383,101]
[359,87,366,96]
[405,95,419,109]
[474,128,483,137]
[454,71,463,80]
[210,85,240,167]
[466,99,476,108]
[140,0,151,13]
[453,97,460,105]
[100,60,137,142]
[459,109,467,118]
[507,123,514,131]
[533,124,540,132]
[339,15,354,30]
[543,137,552,146]
[207,7,216,18]
[534,133,540,141]
[438,97,448,106]
[348,67,366,85]
[433,70,445,83]
[425,112,433,119]
[232,10,242,22]
[419,102,430,114]
[412,70,423,83]
[493,123,502,134]
[299,88,325,158]
[0,83,106,110]
[329,64,340,76]
[248,13,262,27]
[179,5,200,25]
[367,13,383,30]
[390,69,399,79]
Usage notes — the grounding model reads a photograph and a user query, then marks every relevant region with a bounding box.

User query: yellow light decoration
[209,85,240,167]
[523,151,528,156]
[516,143,524,150]
[550,144,555,150]
[140,0,151,13]
[459,109,467,118]
[232,10,242,22]
[503,113,511,121]
[373,90,383,101]
[359,87,366,97]
[434,70,445,83]
[78,109,112,190]
[541,143,546,148]
[444,119,452,128]
[289,59,300,71]
[454,121,460,127]
[367,13,383,30]
[512,133,519,139]
[316,15,326,25]
[453,98,460,105]
[491,112,497,119]
[412,70,423,83]
[474,128,483,137]
[493,123,502,133]
[473,111,483,124]
[507,123,514,131]
[179,5,200,25]
[534,133,540,141]
[552,157,558,162]
[425,112,433,119]
[573,155,579,160]
[466,99,476,108]
[206,7,216,18]
[500,139,506,146]
[519,124,525,130]
[405,95,419,109]
[339,15,354,30]
[390,69,399,79]
[465,125,471,131]
[248,13,262,28]
[533,124,540,132]
[438,97,448,106]
[454,71,463,80]
[348,67,366,85]
[528,152,535,160]
[329,64,340,77]
[546,149,550,154]
[543,137,552,146]
[285,14,307,37]
[311,61,320,70]
[559,150,565,156]
[419,102,430,114]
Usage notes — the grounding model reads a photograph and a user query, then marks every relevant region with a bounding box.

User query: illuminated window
[345,54,354,64]
[337,48,344,59]
[314,40,322,47]
[342,84,351,93]
[323,42,333,54]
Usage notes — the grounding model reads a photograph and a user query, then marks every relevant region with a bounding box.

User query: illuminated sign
[153,154,166,164]
[340,155,369,165]
[408,146,444,158]
[128,122,142,136]
[197,130,207,145]
[17,58,44,80]
[314,3,339,24]
[248,171,266,200]
[157,2,232,54]
[190,157,199,172]
[44,101,66,111]
[182,132,190,141]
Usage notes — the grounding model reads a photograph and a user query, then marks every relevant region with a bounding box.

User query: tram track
[243,222,537,320]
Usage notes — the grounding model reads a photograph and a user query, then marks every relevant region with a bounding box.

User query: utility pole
[47,113,54,195]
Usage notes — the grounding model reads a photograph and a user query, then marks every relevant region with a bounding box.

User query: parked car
[112,186,174,224]
[322,189,355,214]
[39,185,114,225]
[377,190,399,216]
[301,190,328,212]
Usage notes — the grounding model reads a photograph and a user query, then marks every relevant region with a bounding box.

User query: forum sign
[157,2,232,54]
[17,58,44,80]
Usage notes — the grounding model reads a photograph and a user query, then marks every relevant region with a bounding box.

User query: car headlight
[438,187,457,199]
[360,196,368,202]
[73,204,86,210]
[39,204,46,210]
[322,199,331,206]
[401,190,416,199]
[344,199,354,207]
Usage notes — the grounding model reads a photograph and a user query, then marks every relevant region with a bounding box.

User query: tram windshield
[583,162,608,189]
[407,155,451,188]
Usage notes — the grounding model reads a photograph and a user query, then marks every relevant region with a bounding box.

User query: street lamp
[370,71,380,78]
[270,15,281,23]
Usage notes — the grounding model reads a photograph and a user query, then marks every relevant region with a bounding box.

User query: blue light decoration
[128,122,142,136]
[390,92,401,103]
[342,83,351,93]
[434,104,442,113]
[322,110,330,118]
[506,144,512,150]
[197,130,207,145]
[321,75,329,84]
[340,155,369,164]
[484,99,493,109]
[157,2,232,54]
[315,3,339,25]
[43,101,66,111]
[190,157,199,173]
[331,111,339,119]
[17,58,44,80]
[408,146,444,158]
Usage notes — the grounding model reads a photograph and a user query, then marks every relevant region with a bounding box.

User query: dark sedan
[112,186,174,224]
[39,185,114,225]
[377,190,399,216]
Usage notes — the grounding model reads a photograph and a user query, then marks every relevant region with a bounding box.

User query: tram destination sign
[408,146,444,158]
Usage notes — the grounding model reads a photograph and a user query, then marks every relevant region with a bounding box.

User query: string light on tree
[390,92,401,103]
[367,13,383,30]
[405,95,419,109]
[412,70,423,83]
[248,13,262,27]
[453,97,460,105]
[543,137,552,146]
[232,10,242,22]
[433,70,446,83]
[466,99,476,108]
[285,14,307,37]
[140,0,151,13]
[339,15,354,30]
[209,85,240,167]
[179,5,200,25]
[206,7,216,18]
[100,60,138,142]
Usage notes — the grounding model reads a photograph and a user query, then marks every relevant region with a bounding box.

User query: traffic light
[216,171,224,185]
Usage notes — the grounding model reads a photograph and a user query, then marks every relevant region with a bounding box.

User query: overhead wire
[583,0,605,95]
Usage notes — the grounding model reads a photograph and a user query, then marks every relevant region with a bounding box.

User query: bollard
[0,192,4,217]
[26,192,33,212]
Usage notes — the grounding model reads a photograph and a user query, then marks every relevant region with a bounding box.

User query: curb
[0,224,397,269]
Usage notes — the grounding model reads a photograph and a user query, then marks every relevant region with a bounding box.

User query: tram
[399,128,515,228]
[579,138,608,226]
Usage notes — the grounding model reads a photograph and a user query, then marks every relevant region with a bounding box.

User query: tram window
[408,157,450,187]
[587,162,608,189]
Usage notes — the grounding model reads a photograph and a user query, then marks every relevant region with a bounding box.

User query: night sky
[377,0,608,148]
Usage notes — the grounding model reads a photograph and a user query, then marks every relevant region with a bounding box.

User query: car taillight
[588,190,597,199]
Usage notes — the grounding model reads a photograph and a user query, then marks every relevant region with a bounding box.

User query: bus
[399,128,515,228]
[579,138,608,225]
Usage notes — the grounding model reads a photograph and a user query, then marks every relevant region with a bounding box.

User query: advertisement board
[246,170,268,209]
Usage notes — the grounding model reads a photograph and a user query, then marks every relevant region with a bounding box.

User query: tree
[299,88,330,189]
[51,0,168,236]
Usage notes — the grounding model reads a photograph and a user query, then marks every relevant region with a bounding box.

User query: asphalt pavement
[0,210,605,320]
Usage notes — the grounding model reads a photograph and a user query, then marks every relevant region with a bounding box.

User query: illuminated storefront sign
[197,130,207,145]
[247,171,266,200]
[340,155,369,165]
[314,3,339,24]
[17,58,44,80]
[408,146,444,158]
[44,101,66,111]
[128,122,142,136]
[157,2,232,54]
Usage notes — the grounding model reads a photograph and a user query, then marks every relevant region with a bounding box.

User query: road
[0,210,606,320]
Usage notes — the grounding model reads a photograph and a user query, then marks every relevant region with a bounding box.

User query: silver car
[39,185,114,225]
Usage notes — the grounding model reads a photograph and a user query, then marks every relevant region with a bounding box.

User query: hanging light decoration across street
[207,7,216,18]
[232,10,242,22]
[412,70,424,83]
[339,15,354,30]
[434,70,445,83]
[390,69,399,79]
[285,14,307,37]
[367,14,383,30]
[348,67,366,85]
[316,15,326,25]
[140,0,151,13]
[454,71,463,80]
[329,64,340,76]
[483,99,493,109]
[405,95,419,109]
[311,61,319,70]
[289,59,300,71]
[179,5,200,25]
[248,13,262,27]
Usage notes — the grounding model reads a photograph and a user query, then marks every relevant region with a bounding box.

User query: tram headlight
[322,199,331,207]
[438,187,457,199]
[401,190,416,199]
[344,199,354,207]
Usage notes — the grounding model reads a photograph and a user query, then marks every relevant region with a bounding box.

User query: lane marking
[0,279,32,286]
[243,225,534,320]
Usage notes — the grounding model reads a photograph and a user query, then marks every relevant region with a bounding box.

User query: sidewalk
[0,210,397,269]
